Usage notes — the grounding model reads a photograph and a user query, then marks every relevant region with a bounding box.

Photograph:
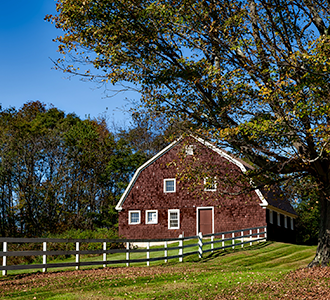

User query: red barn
[116,136,296,242]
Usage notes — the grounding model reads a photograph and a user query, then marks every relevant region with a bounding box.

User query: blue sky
[0,0,136,125]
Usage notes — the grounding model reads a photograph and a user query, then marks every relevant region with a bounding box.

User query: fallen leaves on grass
[0,265,190,296]
[217,267,330,299]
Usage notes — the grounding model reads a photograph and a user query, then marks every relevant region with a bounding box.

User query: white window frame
[145,210,158,224]
[277,213,281,226]
[185,145,195,155]
[269,209,273,224]
[164,178,176,193]
[168,209,180,229]
[204,177,217,192]
[128,210,141,225]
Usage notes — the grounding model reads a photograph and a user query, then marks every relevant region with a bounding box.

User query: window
[204,177,217,191]
[269,210,273,224]
[168,209,180,229]
[185,145,195,155]
[128,210,141,225]
[146,210,158,224]
[164,179,176,193]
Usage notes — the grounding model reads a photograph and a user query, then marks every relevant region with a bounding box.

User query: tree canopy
[48,0,330,266]
[0,101,146,237]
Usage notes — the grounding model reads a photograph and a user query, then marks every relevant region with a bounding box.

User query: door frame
[196,206,214,235]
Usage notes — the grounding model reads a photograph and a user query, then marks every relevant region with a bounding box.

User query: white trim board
[115,138,182,211]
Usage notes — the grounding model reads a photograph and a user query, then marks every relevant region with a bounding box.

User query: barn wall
[266,209,296,243]
[118,138,267,239]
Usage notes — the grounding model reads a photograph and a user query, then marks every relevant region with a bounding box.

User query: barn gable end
[116,136,296,241]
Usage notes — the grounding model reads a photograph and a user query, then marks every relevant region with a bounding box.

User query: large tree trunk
[308,191,330,267]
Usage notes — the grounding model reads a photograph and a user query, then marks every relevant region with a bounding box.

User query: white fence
[0,226,266,276]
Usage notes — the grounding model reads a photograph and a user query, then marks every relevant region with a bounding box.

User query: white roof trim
[116,135,269,211]
[115,137,183,211]
[254,189,269,207]
[192,136,268,207]
[192,136,247,172]
[267,205,297,219]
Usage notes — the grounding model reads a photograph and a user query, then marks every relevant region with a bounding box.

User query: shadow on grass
[199,241,274,263]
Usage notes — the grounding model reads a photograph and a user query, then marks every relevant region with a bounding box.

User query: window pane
[131,212,139,223]
[166,180,175,192]
[170,220,178,227]
[148,212,157,223]
[169,211,178,228]
[170,212,178,219]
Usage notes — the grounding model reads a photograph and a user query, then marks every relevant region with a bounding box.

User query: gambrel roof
[115,136,296,217]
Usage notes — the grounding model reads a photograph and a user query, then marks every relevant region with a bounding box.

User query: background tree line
[0,101,172,237]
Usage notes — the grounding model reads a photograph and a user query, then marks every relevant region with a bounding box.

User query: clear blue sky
[0,0,136,125]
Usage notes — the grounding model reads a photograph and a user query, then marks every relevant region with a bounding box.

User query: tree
[48,0,330,266]
[0,101,145,236]
[291,176,320,245]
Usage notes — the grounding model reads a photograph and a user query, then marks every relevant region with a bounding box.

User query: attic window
[164,179,176,193]
[204,177,217,192]
[185,145,195,155]
[128,210,141,225]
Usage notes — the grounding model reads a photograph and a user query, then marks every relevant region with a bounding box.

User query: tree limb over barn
[48,0,330,266]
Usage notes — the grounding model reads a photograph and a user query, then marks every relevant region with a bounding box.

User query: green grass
[0,242,318,299]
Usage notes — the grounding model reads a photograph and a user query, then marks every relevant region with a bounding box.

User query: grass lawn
[0,241,324,299]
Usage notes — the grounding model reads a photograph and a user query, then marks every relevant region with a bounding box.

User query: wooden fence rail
[0,226,266,276]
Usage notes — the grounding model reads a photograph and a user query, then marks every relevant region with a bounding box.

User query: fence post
[179,233,184,262]
[164,241,167,263]
[222,234,224,249]
[2,241,7,276]
[76,242,80,270]
[264,226,267,241]
[147,242,150,266]
[232,232,235,249]
[42,241,47,272]
[211,235,214,252]
[241,231,244,248]
[198,232,203,258]
[126,242,130,267]
[103,242,107,268]
[250,229,252,246]
[257,228,260,243]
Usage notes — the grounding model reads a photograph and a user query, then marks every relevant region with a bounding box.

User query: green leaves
[0,101,146,237]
